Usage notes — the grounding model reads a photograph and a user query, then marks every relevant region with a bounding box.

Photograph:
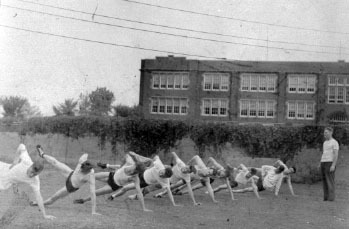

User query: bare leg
[31,187,69,206]
[110,183,136,199]
[232,187,254,193]
[43,154,72,177]
[94,172,110,182]
[213,184,228,193]
[155,180,185,197]
[129,184,162,199]
[204,178,218,203]
[207,157,224,170]
[75,185,113,203]
[179,182,204,195]
[187,155,206,168]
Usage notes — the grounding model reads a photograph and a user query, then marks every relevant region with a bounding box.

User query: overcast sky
[1,0,349,116]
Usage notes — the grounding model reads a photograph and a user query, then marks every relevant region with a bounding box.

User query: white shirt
[170,158,190,184]
[143,157,169,188]
[235,168,250,185]
[261,165,283,193]
[114,165,133,186]
[0,149,40,191]
[321,138,339,162]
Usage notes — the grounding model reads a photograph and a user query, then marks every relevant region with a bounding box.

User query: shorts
[107,172,121,191]
[139,172,148,189]
[200,177,215,186]
[66,171,79,193]
[256,175,265,192]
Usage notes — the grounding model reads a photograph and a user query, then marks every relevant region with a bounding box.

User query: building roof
[142,56,349,74]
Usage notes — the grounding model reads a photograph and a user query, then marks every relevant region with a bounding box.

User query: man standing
[320,127,339,201]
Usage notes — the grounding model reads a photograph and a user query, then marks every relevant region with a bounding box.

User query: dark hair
[223,165,234,178]
[189,165,196,174]
[325,127,333,132]
[81,160,94,174]
[250,167,257,175]
[31,161,44,173]
[163,167,173,178]
[276,165,285,174]
[211,168,219,177]
[134,162,147,174]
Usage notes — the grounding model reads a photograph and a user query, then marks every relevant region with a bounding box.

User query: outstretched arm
[250,178,262,199]
[225,178,235,201]
[134,176,152,212]
[32,187,56,219]
[89,170,100,215]
[75,153,88,172]
[286,176,296,196]
[97,162,121,170]
[205,179,218,203]
[207,157,224,170]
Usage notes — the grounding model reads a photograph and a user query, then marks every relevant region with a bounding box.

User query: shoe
[36,145,45,158]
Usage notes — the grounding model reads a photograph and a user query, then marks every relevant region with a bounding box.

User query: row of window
[152,72,189,90]
[150,72,330,93]
[149,97,316,119]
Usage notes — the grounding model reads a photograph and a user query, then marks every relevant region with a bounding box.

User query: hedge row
[20,116,349,160]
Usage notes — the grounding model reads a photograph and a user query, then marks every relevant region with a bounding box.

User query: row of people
[0,144,297,219]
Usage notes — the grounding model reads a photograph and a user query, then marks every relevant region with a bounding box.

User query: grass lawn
[1,167,348,229]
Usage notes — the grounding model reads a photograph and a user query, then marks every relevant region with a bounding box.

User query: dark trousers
[320,162,336,201]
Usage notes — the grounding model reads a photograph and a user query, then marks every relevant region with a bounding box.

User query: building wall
[140,56,349,125]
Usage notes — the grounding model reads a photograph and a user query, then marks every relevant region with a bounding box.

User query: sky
[0,0,349,116]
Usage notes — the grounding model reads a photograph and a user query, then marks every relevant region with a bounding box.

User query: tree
[53,99,78,116]
[0,96,28,118]
[20,102,42,118]
[89,87,115,116]
[78,92,91,115]
[113,104,143,118]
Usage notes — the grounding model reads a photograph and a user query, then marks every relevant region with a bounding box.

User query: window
[173,99,180,114]
[240,100,249,117]
[167,74,174,89]
[240,73,277,92]
[287,101,315,120]
[327,74,349,104]
[241,75,250,91]
[153,74,160,89]
[258,101,265,117]
[239,99,276,118]
[160,75,167,89]
[150,97,188,115]
[203,73,230,91]
[159,99,166,113]
[203,99,211,115]
[180,98,188,114]
[287,74,316,94]
[182,75,189,89]
[174,74,182,89]
[288,102,296,118]
[166,99,173,113]
[221,76,229,90]
[259,76,267,91]
[201,98,229,116]
[151,72,189,90]
[297,103,305,119]
[249,100,257,116]
[266,101,275,117]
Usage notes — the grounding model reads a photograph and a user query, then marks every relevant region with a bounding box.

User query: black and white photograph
[0,0,348,228]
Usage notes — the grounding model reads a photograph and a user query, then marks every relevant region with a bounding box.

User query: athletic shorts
[200,177,215,186]
[66,171,79,193]
[256,175,265,192]
[107,172,122,191]
[139,172,148,189]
